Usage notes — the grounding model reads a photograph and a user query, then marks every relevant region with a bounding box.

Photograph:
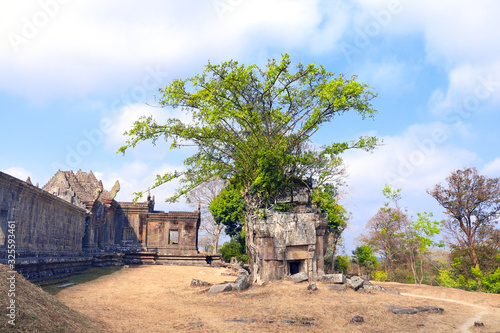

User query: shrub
[372,270,388,282]
[220,238,247,263]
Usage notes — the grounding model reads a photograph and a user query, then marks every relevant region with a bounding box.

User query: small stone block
[322,274,346,284]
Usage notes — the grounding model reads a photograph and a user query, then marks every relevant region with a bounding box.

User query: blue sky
[1,0,499,252]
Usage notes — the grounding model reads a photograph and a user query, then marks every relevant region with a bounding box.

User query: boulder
[346,276,364,290]
[230,274,250,292]
[190,279,211,287]
[307,282,318,291]
[290,272,308,283]
[208,283,232,294]
[322,274,346,284]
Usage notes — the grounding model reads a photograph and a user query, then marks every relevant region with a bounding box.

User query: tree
[119,54,379,279]
[361,185,443,285]
[402,212,443,287]
[360,185,406,278]
[352,244,378,275]
[312,183,349,272]
[428,167,500,270]
[186,178,227,253]
[209,181,245,238]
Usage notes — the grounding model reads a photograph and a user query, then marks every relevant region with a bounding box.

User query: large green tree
[119,54,379,277]
[119,54,378,207]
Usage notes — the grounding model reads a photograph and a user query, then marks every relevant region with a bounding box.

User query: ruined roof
[42,169,118,205]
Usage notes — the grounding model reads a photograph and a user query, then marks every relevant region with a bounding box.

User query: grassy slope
[0,264,107,333]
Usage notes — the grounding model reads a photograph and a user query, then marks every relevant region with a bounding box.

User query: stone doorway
[289,260,303,275]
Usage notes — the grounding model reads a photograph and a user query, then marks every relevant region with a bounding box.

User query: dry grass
[0,264,106,333]
[45,265,500,332]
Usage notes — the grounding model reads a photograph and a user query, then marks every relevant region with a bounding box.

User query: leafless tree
[187,178,227,253]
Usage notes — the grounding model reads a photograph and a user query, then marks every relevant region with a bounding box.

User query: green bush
[437,268,500,293]
[372,270,388,282]
[437,270,459,288]
[334,255,350,274]
[220,238,247,263]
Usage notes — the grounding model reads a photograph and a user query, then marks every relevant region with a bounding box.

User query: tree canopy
[428,167,500,269]
[119,54,379,206]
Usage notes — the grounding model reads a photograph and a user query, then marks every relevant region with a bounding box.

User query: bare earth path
[400,293,488,333]
[52,266,500,332]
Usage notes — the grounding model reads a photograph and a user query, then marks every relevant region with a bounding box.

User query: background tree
[360,185,406,279]
[428,167,500,270]
[119,54,379,279]
[186,178,227,253]
[312,183,349,272]
[352,244,378,276]
[402,212,443,287]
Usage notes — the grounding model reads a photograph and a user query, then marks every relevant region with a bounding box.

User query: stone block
[322,274,346,284]
[307,282,318,291]
[290,272,308,283]
[208,283,233,294]
[230,274,250,292]
[325,284,345,291]
[190,279,211,287]
[346,276,364,290]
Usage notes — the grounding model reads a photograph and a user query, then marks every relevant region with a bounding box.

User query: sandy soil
[53,265,500,333]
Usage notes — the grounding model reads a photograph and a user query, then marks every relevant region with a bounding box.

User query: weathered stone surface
[350,316,364,323]
[325,284,345,291]
[307,282,318,291]
[387,306,417,315]
[362,279,373,288]
[322,274,346,284]
[190,279,211,287]
[290,272,308,283]
[231,274,250,292]
[346,276,364,290]
[187,322,203,327]
[365,284,386,292]
[246,184,329,283]
[208,283,233,294]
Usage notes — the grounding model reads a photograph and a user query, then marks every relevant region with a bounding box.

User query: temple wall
[246,186,329,283]
[0,171,87,258]
[146,211,200,256]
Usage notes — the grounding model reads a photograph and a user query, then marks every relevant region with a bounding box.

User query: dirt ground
[52,265,500,333]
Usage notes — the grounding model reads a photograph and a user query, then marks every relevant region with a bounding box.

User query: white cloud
[430,63,500,119]
[482,158,500,178]
[341,122,478,247]
[1,167,32,181]
[0,0,351,102]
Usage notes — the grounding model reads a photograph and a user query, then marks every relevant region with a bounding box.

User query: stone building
[246,186,329,283]
[0,170,217,281]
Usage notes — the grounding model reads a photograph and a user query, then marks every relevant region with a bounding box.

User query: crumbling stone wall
[0,171,88,258]
[246,186,329,283]
[146,211,200,256]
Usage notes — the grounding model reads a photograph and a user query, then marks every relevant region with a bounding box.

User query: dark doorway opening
[289,261,301,275]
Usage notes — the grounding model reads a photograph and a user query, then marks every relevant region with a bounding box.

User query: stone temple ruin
[0,170,219,281]
[1,169,330,284]
[246,186,329,283]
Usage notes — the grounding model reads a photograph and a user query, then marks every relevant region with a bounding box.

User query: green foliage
[119,54,379,205]
[437,268,500,293]
[312,183,348,235]
[372,270,388,282]
[209,182,245,238]
[352,245,378,273]
[334,255,350,274]
[219,236,248,263]
[273,202,296,212]
[436,270,460,288]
